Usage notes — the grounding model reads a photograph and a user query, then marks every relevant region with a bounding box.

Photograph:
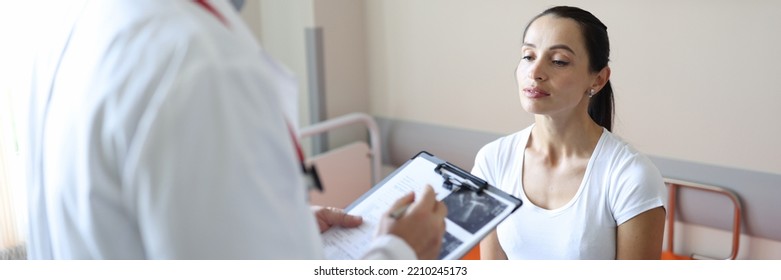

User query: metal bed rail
[298,112,382,185]
[663,178,743,260]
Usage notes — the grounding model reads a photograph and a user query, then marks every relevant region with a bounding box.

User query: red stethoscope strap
[193,0,228,26]
[286,123,306,166]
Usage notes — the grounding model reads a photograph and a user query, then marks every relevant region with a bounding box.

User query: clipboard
[321,151,523,260]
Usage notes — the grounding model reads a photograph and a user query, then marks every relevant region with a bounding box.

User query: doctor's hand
[377,185,448,260]
[311,205,363,233]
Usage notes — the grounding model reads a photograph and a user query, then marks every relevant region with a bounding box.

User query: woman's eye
[522,55,534,61]
[552,60,570,66]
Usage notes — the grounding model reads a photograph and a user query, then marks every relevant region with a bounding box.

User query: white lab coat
[27,0,414,259]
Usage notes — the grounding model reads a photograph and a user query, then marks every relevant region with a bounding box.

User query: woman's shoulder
[598,130,662,179]
[600,130,643,158]
[596,130,667,220]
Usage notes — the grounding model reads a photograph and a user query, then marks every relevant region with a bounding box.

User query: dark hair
[523,6,614,131]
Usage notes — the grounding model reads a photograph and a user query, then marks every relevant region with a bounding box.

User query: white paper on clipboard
[320,151,523,260]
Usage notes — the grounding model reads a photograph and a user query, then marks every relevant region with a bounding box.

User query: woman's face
[516,15,600,118]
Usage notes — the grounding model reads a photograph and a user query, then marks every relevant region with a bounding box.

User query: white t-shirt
[26,0,413,260]
[472,125,666,259]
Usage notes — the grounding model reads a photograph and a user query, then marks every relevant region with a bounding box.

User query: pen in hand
[389,204,411,219]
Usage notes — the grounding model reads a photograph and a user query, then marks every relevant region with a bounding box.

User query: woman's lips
[523,87,550,98]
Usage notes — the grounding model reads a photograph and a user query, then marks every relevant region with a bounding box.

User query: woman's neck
[529,113,603,160]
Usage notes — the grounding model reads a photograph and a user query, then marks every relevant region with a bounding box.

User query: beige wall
[313,0,371,148]
[239,0,315,130]
[364,0,781,175]
[314,0,370,119]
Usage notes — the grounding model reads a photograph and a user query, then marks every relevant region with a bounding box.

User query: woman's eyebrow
[549,44,576,55]
[522,43,576,55]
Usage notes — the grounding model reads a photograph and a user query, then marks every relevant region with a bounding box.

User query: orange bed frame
[661,178,742,260]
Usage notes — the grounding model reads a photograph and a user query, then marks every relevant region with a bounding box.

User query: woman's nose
[526,61,546,81]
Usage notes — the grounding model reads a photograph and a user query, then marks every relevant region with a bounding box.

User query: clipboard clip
[303,164,323,192]
[434,163,487,194]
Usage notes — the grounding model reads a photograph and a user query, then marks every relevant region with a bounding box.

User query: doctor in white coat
[26,0,446,259]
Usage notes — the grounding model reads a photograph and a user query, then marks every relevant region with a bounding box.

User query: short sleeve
[471,143,501,189]
[609,155,667,225]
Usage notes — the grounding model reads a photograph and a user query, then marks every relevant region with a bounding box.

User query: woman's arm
[480,229,508,259]
[616,206,666,259]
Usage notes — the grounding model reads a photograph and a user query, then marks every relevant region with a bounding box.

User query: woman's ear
[591,66,611,92]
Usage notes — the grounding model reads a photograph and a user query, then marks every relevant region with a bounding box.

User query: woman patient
[472,6,667,259]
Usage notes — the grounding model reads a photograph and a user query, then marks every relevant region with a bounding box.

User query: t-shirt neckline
[517,125,608,214]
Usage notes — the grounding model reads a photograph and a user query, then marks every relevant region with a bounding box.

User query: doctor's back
[27,0,324,259]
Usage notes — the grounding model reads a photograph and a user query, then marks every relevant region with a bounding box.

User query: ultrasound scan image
[442,187,507,234]
[438,231,463,259]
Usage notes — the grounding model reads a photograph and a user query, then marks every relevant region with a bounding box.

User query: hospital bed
[300,112,382,209]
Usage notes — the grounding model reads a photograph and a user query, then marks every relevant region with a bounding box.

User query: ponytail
[588,80,614,132]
